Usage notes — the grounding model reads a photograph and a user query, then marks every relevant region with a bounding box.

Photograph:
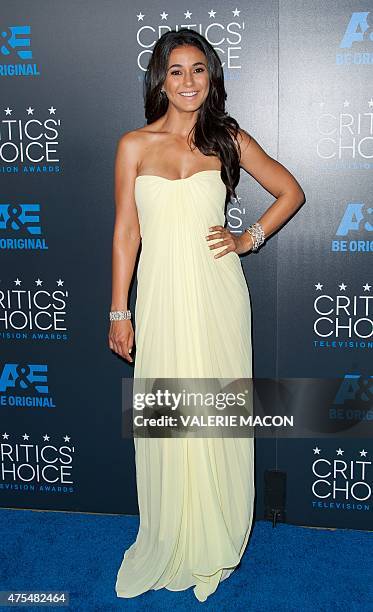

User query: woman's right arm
[108,131,141,363]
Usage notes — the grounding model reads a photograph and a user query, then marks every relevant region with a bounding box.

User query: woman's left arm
[207,129,306,257]
[236,128,306,253]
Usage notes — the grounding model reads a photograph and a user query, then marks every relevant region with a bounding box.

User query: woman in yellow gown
[109,29,304,603]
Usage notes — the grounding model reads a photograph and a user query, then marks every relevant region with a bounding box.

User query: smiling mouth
[179,91,198,98]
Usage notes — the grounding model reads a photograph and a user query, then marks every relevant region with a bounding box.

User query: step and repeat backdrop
[1,2,371,530]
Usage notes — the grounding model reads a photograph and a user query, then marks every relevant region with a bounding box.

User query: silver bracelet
[109,309,131,321]
[245,221,266,251]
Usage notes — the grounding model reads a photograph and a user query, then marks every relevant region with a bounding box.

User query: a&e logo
[337,12,373,65]
[332,201,373,252]
[0,362,56,408]
[0,202,48,251]
[0,25,40,76]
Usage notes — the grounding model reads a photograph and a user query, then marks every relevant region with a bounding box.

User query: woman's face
[162,44,210,111]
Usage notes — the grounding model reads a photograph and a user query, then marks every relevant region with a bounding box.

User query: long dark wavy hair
[143,28,243,202]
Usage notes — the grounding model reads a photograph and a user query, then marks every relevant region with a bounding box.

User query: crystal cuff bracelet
[245,221,266,251]
[109,310,131,321]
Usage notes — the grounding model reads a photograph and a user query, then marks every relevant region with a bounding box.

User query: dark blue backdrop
[1,1,372,530]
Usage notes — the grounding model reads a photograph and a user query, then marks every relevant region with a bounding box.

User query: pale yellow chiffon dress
[115,169,255,602]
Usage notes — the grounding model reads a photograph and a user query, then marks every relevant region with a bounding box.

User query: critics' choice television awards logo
[0,433,74,494]
[227,192,246,232]
[136,7,245,73]
[313,281,372,349]
[0,277,70,342]
[0,106,61,174]
[0,201,48,251]
[314,98,373,170]
[332,200,373,253]
[0,362,55,408]
[338,11,373,65]
[311,446,371,511]
[0,25,40,76]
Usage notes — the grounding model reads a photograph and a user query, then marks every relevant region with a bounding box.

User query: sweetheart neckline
[135,169,221,182]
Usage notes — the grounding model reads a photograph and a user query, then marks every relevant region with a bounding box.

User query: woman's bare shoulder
[116,122,167,174]
[115,128,149,164]
[116,124,161,153]
[117,127,147,145]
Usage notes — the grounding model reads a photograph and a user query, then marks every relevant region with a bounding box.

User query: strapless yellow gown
[115,169,255,602]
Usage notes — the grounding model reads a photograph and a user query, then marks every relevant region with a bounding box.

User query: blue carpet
[0,509,372,611]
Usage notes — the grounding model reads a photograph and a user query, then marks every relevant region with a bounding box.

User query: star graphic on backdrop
[137,12,144,21]
[315,283,323,290]
[208,9,216,18]
[26,106,34,115]
[160,11,168,20]
[336,448,344,456]
[363,283,371,291]
[232,8,240,16]
[313,447,321,454]
[338,283,347,291]
[4,107,12,115]
[184,10,192,19]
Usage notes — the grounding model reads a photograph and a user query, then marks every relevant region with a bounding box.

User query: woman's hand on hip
[206,225,253,258]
